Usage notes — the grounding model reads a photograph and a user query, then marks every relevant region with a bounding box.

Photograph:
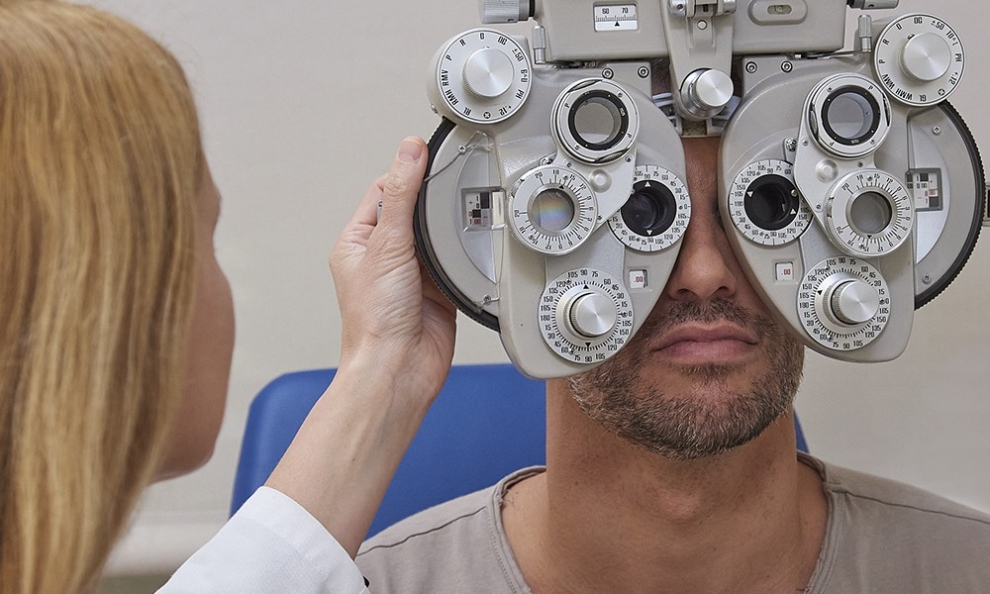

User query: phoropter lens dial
[797,257,890,351]
[824,169,914,257]
[807,74,890,158]
[539,268,634,365]
[728,159,813,246]
[508,165,598,255]
[430,29,532,125]
[609,165,690,252]
[553,79,639,164]
[873,14,964,107]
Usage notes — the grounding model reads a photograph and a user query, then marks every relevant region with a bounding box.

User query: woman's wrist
[337,342,447,412]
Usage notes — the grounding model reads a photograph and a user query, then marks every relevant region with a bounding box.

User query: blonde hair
[0,2,204,592]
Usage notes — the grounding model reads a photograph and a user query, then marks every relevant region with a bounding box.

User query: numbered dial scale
[874,14,964,107]
[609,165,690,252]
[797,257,890,351]
[728,159,813,246]
[594,4,638,31]
[509,165,599,255]
[824,169,914,257]
[540,268,634,364]
[433,29,532,124]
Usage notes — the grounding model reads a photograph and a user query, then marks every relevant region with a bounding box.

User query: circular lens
[849,191,893,235]
[822,86,880,146]
[531,188,575,233]
[621,181,676,236]
[744,174,801,231]
[568,90,628,151]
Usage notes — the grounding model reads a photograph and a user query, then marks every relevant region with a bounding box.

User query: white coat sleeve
[158,486,369,594]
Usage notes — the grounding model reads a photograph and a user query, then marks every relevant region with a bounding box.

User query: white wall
[79,0,990,575]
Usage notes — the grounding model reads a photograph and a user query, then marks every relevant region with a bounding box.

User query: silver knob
[900,32,952,82]
[691,69,733,110]
[480,0,531,23]
[463,48,514,98]
[567,292,617,338]
[679,68,734,119]
[829,279,880,325]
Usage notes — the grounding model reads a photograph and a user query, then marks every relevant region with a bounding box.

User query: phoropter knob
[463,48,514,98]
[828,279,880,326]
[539,269,633,365]
[480,0,532,23]
[873,14,964,107]
[566,291,617,339]
[797,258,891,352]
[900,32,952,82]
[428,29,532,125]
[680,68,734,120]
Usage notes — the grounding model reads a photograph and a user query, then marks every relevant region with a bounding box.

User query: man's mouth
[652,323,759,364]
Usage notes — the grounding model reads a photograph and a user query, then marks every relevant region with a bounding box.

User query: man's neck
[501,382,827,594]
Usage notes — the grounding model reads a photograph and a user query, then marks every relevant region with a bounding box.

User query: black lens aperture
[821,86,881,147]
[744,174,801,231]
[568,90,629,151]
[622,181,677,237]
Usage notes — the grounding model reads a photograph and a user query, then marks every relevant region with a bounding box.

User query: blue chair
[230,364,547,536]
[231,363,809,537]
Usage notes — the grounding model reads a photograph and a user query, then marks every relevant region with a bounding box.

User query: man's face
[569,137,805,460]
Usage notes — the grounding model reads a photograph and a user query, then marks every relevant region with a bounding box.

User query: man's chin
[620,399,789,461]
[634,360,754,397]
[571,366,795,461]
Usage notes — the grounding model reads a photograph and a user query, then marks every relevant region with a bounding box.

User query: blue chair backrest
[231,364,547,536]
[231,363,809,537]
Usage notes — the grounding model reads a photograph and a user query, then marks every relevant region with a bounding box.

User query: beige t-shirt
[357,454,990,593]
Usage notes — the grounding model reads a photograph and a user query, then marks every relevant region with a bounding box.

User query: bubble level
[594,4,637,31]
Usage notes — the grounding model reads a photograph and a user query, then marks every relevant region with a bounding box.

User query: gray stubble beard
[568,299,805,461]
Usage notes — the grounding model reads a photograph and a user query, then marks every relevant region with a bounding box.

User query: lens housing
[744,174,802,232]
[567,90,629,152]
[824,169,913,257]
[554,78,639,164]
[622,181,676,236]
[821,86,881,148]
[807,73,890,158]
[608,165,690,253]
[727,159,812,247]
[508,164,599,255]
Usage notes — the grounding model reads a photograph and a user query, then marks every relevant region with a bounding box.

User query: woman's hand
[266,137,457,557]
[330,136,457,407]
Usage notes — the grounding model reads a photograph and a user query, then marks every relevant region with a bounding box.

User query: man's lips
[651,323,760,362]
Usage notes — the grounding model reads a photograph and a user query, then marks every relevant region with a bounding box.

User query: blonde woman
[0,1,452,593]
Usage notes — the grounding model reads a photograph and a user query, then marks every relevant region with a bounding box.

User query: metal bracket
[668,0,737,18]
[662,0,736,123]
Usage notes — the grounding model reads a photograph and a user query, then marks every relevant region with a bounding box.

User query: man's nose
[664,210,738,303]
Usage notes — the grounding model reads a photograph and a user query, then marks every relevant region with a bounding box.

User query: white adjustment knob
[873,14,964,107]
[463,48,514,98]
[829,279,880,326]
[567,292,617,338]
[429,29,532,124]
[900,32,952,82]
